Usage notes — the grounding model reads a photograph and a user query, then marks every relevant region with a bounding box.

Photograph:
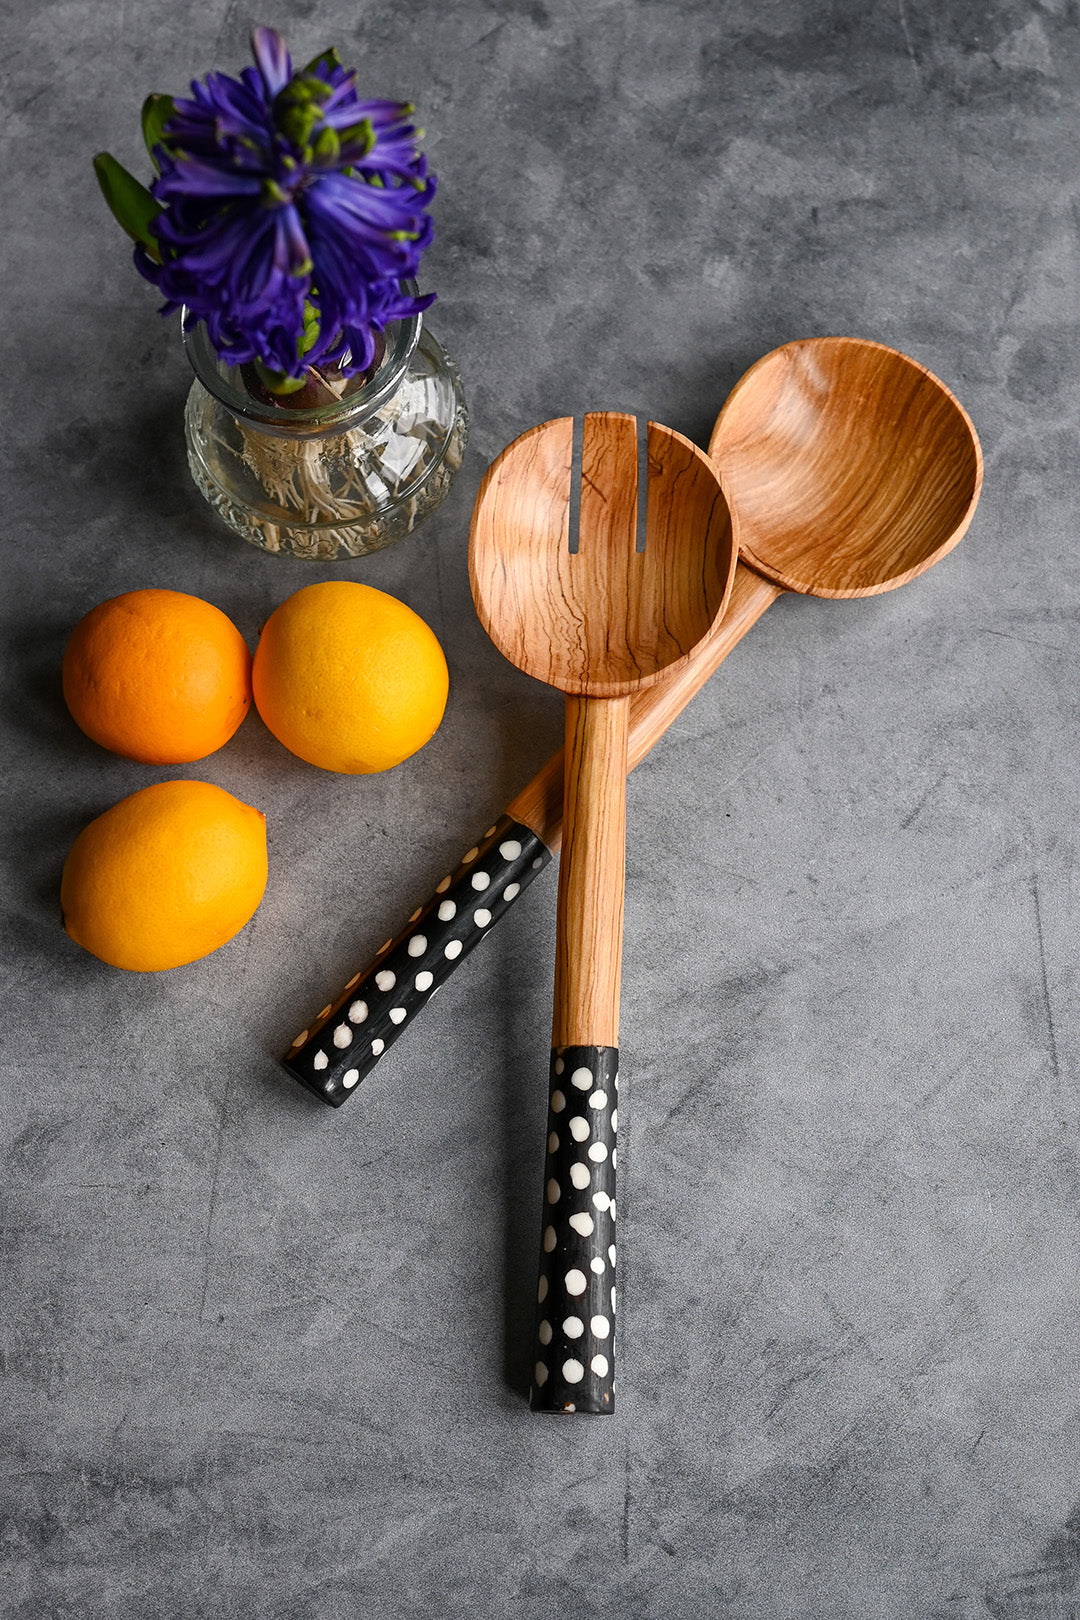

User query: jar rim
[180,288,422,431]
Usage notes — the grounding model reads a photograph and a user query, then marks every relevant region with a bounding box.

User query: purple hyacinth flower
[137,27,436,378]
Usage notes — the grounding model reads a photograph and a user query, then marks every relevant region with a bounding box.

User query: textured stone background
[3,1,1079,1615]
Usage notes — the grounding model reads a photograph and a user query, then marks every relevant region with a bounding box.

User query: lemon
[61,780,268,971]
[252,581,449,773]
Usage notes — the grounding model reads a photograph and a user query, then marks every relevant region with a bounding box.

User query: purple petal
[279,205,313,275]
[251,26,292,99]
[154,159,264,200]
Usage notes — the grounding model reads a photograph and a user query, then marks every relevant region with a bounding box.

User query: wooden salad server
[282,338,982,1109]
[469,412,739,1412]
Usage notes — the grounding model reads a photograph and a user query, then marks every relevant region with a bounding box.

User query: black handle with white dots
[531,1045,618,1414]
[283,815,552,1106]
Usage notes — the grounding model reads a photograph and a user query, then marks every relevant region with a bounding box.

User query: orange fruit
[252,581,448,774]
[60,780,268,972]
[62,589,252,764]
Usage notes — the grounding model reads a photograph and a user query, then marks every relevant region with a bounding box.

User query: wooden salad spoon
[282,337,982,1111]
[469,412,739,1412]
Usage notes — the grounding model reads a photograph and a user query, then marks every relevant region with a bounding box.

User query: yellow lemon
[61,780,268,971]
[252,581,449,773]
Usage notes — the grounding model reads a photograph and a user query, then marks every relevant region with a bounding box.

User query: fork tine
[579,412,638,558]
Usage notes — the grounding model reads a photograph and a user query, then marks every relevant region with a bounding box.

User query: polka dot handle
[531,1045,618,1414]
[282,816,552,1106]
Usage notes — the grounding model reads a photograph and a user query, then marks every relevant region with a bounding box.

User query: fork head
[469,411,738,698]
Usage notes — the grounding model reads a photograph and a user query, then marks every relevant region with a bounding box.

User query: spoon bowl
[708,336,982,598]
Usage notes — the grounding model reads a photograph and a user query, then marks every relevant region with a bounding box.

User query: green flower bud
[312,126,340,165]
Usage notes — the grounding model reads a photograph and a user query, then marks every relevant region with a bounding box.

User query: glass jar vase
[181,303,468,560]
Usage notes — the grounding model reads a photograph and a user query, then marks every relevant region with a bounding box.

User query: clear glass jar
[181,300,468,560]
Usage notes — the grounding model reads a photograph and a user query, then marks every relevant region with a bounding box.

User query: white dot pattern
[531,1044,618,1414]
[287,816,552,1102]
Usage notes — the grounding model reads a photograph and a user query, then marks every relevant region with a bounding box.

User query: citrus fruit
[60,780,268,972]
[62,588,252,764]
[252,581,449,774]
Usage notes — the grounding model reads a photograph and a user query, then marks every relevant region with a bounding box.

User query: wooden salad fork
[469,413,739,1412]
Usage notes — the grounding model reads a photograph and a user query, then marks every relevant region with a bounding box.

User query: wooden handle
[552,694,630,1049]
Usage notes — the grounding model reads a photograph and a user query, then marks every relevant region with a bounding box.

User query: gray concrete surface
[3,1,1079,1614]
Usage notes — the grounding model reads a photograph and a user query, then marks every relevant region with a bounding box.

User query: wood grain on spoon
[709,336,983,598]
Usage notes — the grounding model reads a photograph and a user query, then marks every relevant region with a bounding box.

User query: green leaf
[141,94,175,170]
[93,153,160,260]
